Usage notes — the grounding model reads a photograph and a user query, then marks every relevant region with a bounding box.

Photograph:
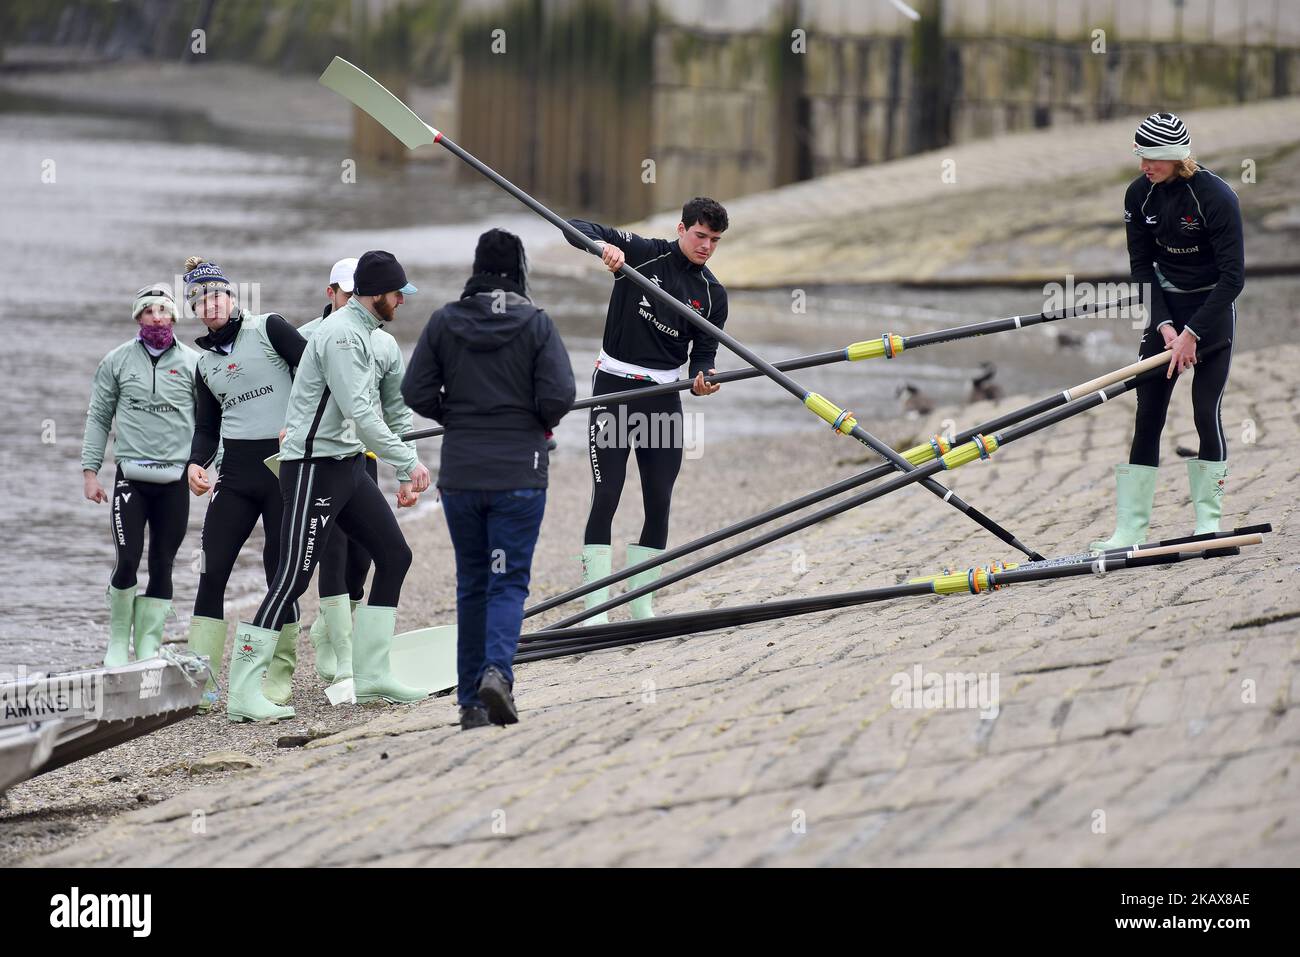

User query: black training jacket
[1124,167,1245,340]
[566,219,728,375]
[402,289,575,491]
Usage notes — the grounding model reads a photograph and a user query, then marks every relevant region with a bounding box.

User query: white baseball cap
[329,257,359,293]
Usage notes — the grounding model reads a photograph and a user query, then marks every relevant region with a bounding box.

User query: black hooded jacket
[402,284,576,490]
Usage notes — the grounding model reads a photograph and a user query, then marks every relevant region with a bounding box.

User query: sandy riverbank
[4,340,1296,866]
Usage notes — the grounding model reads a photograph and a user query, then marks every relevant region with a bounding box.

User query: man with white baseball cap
[281,257,418,704]
[329,256,359,295]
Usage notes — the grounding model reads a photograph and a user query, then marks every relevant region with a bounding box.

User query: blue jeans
[440,487,547,708]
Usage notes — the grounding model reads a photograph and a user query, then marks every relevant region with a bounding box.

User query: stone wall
[455,0,1300,220]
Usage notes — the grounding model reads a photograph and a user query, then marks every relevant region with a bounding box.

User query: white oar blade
[390,623,458,693]
[318,56,438,150]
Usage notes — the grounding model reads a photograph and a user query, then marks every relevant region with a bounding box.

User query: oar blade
[319,56,438,150]
[389,623,458,693]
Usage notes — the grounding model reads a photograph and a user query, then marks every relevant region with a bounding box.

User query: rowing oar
[535,339,1230,630]
[523,346,1196,620]
[988,521,1272,573]
[399,297,1131,443]
[319,56,1042,562]
[513,534,1262,662]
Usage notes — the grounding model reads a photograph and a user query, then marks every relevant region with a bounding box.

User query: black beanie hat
[354,250,417,297]
[472,229,528,286]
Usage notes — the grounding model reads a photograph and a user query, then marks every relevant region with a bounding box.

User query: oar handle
[1066,351,1170,399]
[1127,533,1262,560]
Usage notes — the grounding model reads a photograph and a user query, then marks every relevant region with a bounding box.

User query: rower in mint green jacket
[81,284,199,668]
[228,250,431,723]
[295,257,417,694]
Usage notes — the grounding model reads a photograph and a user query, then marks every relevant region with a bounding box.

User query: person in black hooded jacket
[402,228,576,730]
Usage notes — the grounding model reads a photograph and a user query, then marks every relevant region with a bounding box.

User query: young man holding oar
[1093,113,1244,551]
[292,257,416,698]
[228,251,431,722]
[565,197,729,623]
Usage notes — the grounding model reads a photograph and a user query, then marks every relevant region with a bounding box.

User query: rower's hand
[83,471,107,504]
[278,428,287,446]
[187,463,212,496]
[691,369,721,396]
[598,243,625,273]
[409,463,431,494]
[1167,329,1197,379]
[1159,324,1178,349]
[396,483,418,508]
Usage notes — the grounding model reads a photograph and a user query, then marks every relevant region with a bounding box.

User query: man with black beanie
[229,250,432,722]
[403,229,576,729]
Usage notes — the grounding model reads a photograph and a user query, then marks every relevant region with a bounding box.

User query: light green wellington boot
[103,584,137,668]
[261,620,300,706]
[352,605,430,704]
[187,616,227,713]
[308,604,337,682]
[131,596,172,660]
[227,623,295,722]
[1187,459,1228,534]
[1090,464,1159,552]
[626,543,665,620]
[580,544,613,625]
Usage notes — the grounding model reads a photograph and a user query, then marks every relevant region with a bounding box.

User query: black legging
[109,466,189,599]
[252,454,412,631]
[316,454,378,601]
[1130,290,1236,467]
[193,438,290,621]
[584,369,684,550]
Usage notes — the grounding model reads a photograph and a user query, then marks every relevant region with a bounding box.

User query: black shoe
[477,666,518,725]
[459,705,491,730]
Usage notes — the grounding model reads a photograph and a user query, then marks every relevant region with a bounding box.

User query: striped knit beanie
[1133,112,1191,160]
[183,257,234,306]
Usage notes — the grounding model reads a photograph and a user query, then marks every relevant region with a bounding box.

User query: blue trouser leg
[483,488,547,686]
[442,489,490,708]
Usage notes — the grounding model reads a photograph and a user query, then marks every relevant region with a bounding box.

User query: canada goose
[969,361,1003,402]
[896,382,935,418]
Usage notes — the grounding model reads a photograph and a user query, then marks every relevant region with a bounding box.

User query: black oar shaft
[524,465,887,617]
[400,299,1133,443]
[524,351,1177,617]
[399,347,846,443]
[901,299,1132,350]
[539,353,1195,630]
[432,131,1038,560]
[518,540,1244,662]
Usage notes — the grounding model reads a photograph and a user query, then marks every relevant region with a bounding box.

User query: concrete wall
[456,0,1300,220]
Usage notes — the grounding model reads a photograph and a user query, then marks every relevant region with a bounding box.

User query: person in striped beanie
[1091,112,1244,551]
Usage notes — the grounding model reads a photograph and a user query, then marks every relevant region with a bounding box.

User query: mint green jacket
[280,299,418,479]
[298,313,414,442]
[81,338,199,473]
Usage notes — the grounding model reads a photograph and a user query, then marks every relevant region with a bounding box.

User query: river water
[1,93,1291,671]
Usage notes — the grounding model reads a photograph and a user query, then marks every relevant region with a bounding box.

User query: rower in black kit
[565,197,729,623]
